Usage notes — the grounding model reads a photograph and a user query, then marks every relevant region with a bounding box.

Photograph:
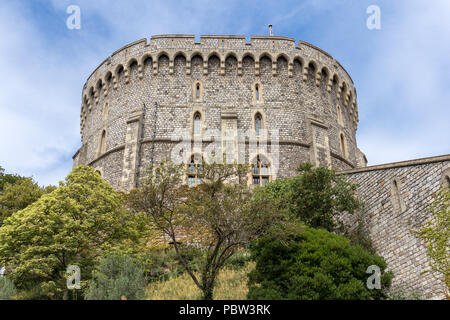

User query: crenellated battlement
[80,35,359,138]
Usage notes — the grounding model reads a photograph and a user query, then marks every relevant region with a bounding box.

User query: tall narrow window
[391,179,405,213]
[337,105,343,126]
[340,133,347,158]
[255,84,260,101]
[252,156,270,186]
[255,113,262,136]
[99,130,106,155]
[194,81,202,102]
[194,112,201,135]
[188,155,203,187]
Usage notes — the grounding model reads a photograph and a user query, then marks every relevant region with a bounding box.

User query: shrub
[85,254,146,300]
[0,277,17,299]
[247,222,393,300]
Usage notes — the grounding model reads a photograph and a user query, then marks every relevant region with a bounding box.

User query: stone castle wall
[340,155,450,299]
[73,35,363,191]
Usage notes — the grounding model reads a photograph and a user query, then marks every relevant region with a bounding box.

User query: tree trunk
[202,285,214,300]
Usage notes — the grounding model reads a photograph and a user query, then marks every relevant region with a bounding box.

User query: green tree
[0,177,55,221]
[413,187,450,299]
[0,166,23,193]
[127,161,281,300]
[0,166,137,299]
[259,163,362,232]
[247,222,393,300]
[85,254,146,300]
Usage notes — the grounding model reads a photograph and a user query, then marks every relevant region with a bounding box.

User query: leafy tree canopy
[247,222,393,300]
[257,163,362,232]
[0,166,139,299]
[0,165,24,194]
[0,177,55,221]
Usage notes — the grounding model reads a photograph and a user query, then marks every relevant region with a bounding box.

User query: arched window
[337,105,344,126]
[391,178,405,213]
[117,66,124,79]
[445,175,450,188]
[255,113,262,136]
[193,81,202,102]
[193,112,201,135]
[441,169,450,188]
[99,130,106,155]
[252,156,270,186]
[187,155,203,187]
[102,103,109,121]
[255,84,260,101]
[340,133,347,158]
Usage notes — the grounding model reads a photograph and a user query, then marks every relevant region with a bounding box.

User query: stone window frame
[94,167,104,178]
[192,80,204,102]
[248,154,273,187]
[339,131,348,159]
[255,113,262,136]
[251,109,266,138]
[98,129,107,157]
[336,104,344,127]
[102,101,109,121]
[190,107,205,138]
[390,177,406,213]
[187,153,204,187]
[252,81,264,104]
[441,167,450,188]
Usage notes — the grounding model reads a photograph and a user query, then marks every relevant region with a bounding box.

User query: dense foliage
[85,254,146,300]
[0,177,55,221]
[0,166,138,299]
[247,222,393,300]
[258,163,362,232]
[0,166,23,193]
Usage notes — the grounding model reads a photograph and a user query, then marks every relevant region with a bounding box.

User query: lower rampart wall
[341,155,450,299]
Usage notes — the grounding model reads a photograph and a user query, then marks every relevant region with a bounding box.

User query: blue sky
[0,0,449,186]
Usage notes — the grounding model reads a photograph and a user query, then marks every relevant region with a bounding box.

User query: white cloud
[0,2,88,185]
[356,0,450,165]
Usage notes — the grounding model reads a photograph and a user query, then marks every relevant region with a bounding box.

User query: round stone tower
[73,35,366,191]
